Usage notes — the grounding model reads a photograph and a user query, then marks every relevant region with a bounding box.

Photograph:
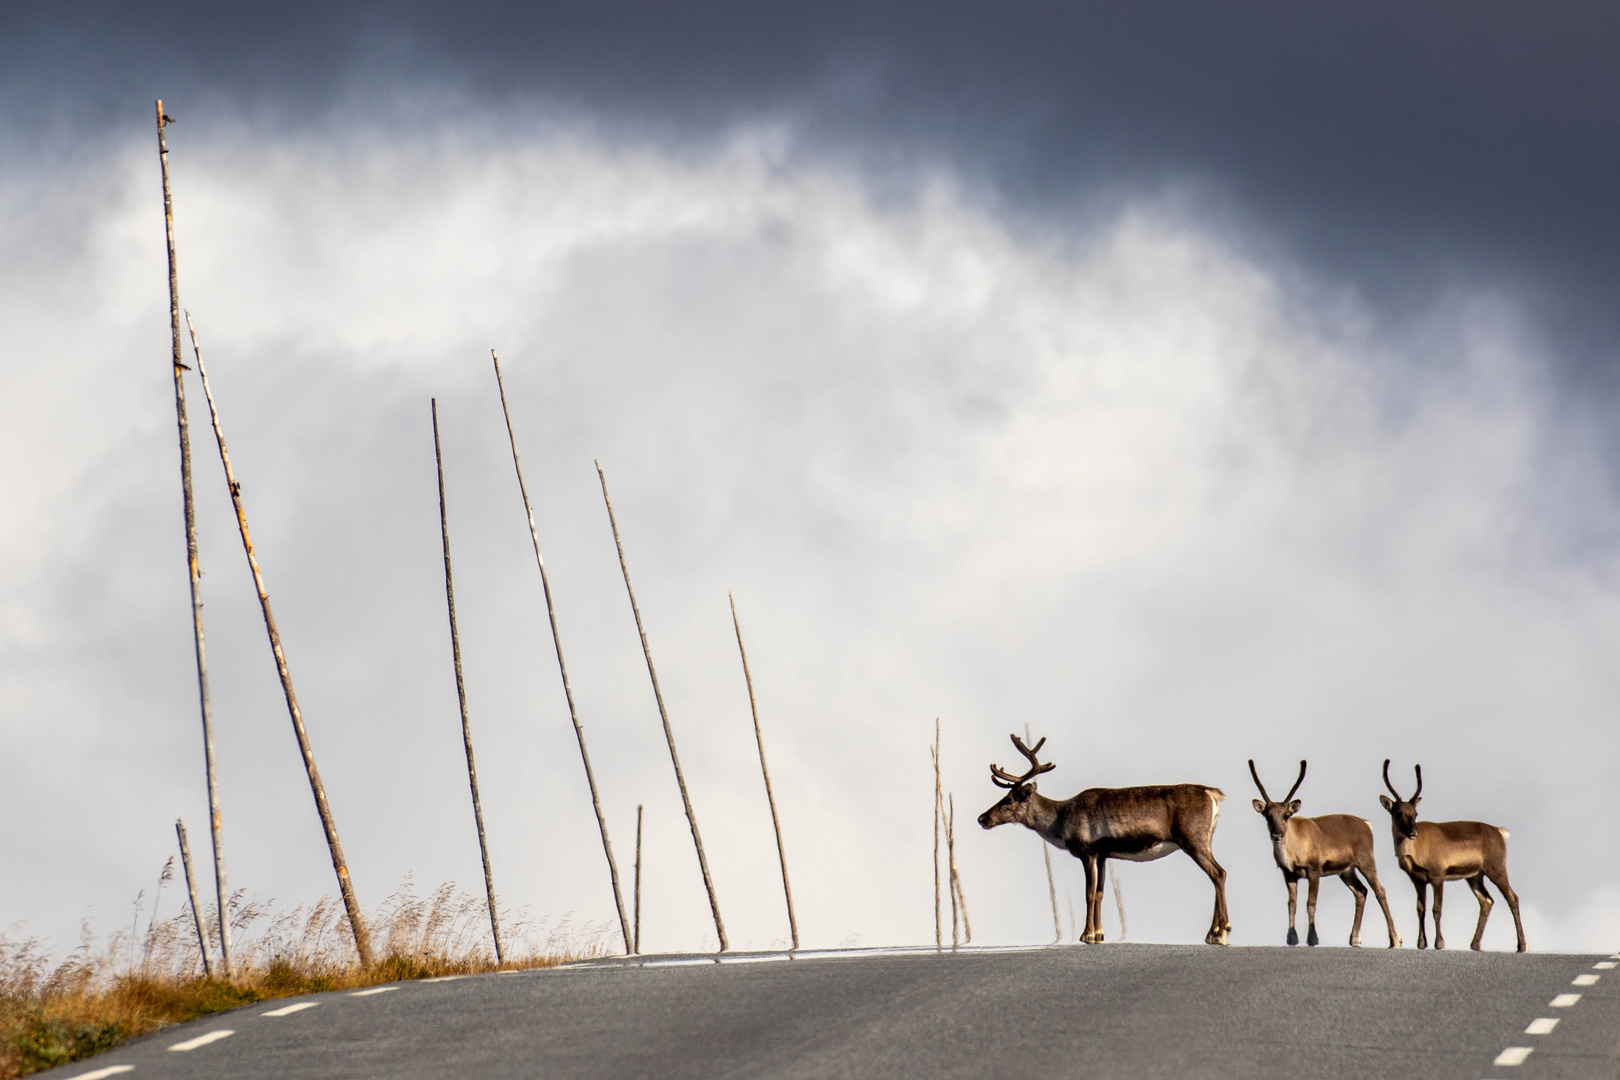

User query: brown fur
[979,736,1231,945]
[1380,760,1526,952]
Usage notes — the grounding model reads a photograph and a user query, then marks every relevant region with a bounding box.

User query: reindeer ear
[1252,799,1266,813]
[1287,800,1302,816]
[1379,795,1394,811]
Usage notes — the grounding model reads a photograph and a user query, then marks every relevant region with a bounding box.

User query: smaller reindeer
[979,734,1231,945]
[1379,760,1526,952]
[1249,759,1400,948]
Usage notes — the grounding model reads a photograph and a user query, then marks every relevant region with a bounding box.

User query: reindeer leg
[1363,860,1401,948]
[1305,871,1321,946]
[1081,852,1101,945]
[1093,857,1108,944]
[1185,845,1230,946]
[1431,877,1446,950]
[1412,875,1428,949]
[1466,873,1493,951]
[1341,868,1368,947]
[1285,875,1299,946]
[1488,867,1527,953]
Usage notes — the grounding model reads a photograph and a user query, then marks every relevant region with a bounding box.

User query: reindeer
[1249,759,1400,948]
[1379,760,1526,952]
[978,734,1231,945]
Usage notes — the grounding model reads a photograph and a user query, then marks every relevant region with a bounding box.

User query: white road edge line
[349,986,399,996]
[1524,1018,1559,1035]
[1492,1046,1533,1067]
[168,1030,235,1052]
[67,1067,134,1080]
[1550,994,1582,1007]
[1572,974,1601,986]
[423,975,470,983]
[262,1002,320,1017]
[642,958,715,968]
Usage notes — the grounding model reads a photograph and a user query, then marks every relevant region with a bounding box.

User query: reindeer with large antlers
[1380,760,1526,952]
[1249,759,1400,948]
[978,734,1231,945]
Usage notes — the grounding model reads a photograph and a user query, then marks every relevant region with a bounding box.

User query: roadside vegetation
[0,879,608,1077]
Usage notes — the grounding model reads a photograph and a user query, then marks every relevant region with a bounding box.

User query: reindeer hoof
[1286,928,1298,946]
[1389,936,1402,949]
[1307,925,1319,947]
[1349,937,1361,948]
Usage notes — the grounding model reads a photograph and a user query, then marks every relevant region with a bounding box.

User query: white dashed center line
[1493,1046,1533,1067]
[423,975,469,983]
[1572,974,1600,986]
[68,1067,134,1079]
[1593,961,1616,970]
[168,1030,235,1052]
[1524,1018,1559,1035]
[349,986,398,996]
[1550,994,1582,1007]
[262,1001,320,1017]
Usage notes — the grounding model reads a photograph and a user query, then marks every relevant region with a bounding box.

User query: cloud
[2,111,1617,956]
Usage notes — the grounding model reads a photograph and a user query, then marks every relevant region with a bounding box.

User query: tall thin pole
[156,101,232,979]
[186,314,374,968]
[175,819,212,978]
[433,400,503,964]
[596,462,727,953]
[932,719,941,952]
[947,793,959,949]
[491,352,632,955]
[949,794,971,945]
[1030,723,1062,944]
[728,594,798,951]
[633,804,643,955]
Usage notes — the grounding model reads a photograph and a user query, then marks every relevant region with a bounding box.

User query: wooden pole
[596,462,727,953]
[932,719,941,952]
[186,313,374,969]
[728,594,798,951]
[1113,871,1128,941]
[490,353,632,955]
[634,804,643,955]
[1028,724,1061,944]
[432,400,503,964]
[948,794,971,945]
[156,101,233,980]
[175,819,212,978]
[947,791,959,948]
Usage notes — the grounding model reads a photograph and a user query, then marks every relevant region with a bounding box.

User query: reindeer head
[1379,759,1423,840]
[977,733,1056,829]
[1248,758,1306,841]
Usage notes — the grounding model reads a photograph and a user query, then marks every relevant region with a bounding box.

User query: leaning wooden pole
[949,794,972,944]
[596,462,728,953]
[932,719,941,952]
[432,400,504,964]
[186,314,374,968]
[175,819,212,978]
[1029,724,1061,943]
[491,353,632,955]
[633,804,644,955]
[156,101,233,979]
[728,594,799,951]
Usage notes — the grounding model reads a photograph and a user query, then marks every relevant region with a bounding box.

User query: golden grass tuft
[0,879,609,1078]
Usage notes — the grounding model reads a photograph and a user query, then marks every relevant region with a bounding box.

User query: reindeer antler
[989,733,1056,789]
[1247,759,1270,802]
[1384,759,1421,802]
[1283,760,1307,804]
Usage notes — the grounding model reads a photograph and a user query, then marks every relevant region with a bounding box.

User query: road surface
[48,944,1620,1079]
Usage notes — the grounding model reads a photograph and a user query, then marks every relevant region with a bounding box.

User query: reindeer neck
[1021,790,1064,840]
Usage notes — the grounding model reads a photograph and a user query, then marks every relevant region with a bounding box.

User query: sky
[2,2,1619,959]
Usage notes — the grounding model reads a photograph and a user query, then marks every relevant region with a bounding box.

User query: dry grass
[0,878,611,1078]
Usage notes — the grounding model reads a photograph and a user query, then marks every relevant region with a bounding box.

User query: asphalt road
[48,944,1620,1080]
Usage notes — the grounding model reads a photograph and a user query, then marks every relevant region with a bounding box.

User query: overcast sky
[3,3,1619,959]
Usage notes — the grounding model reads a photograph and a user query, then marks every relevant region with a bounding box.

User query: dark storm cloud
[7,2,1619,353]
